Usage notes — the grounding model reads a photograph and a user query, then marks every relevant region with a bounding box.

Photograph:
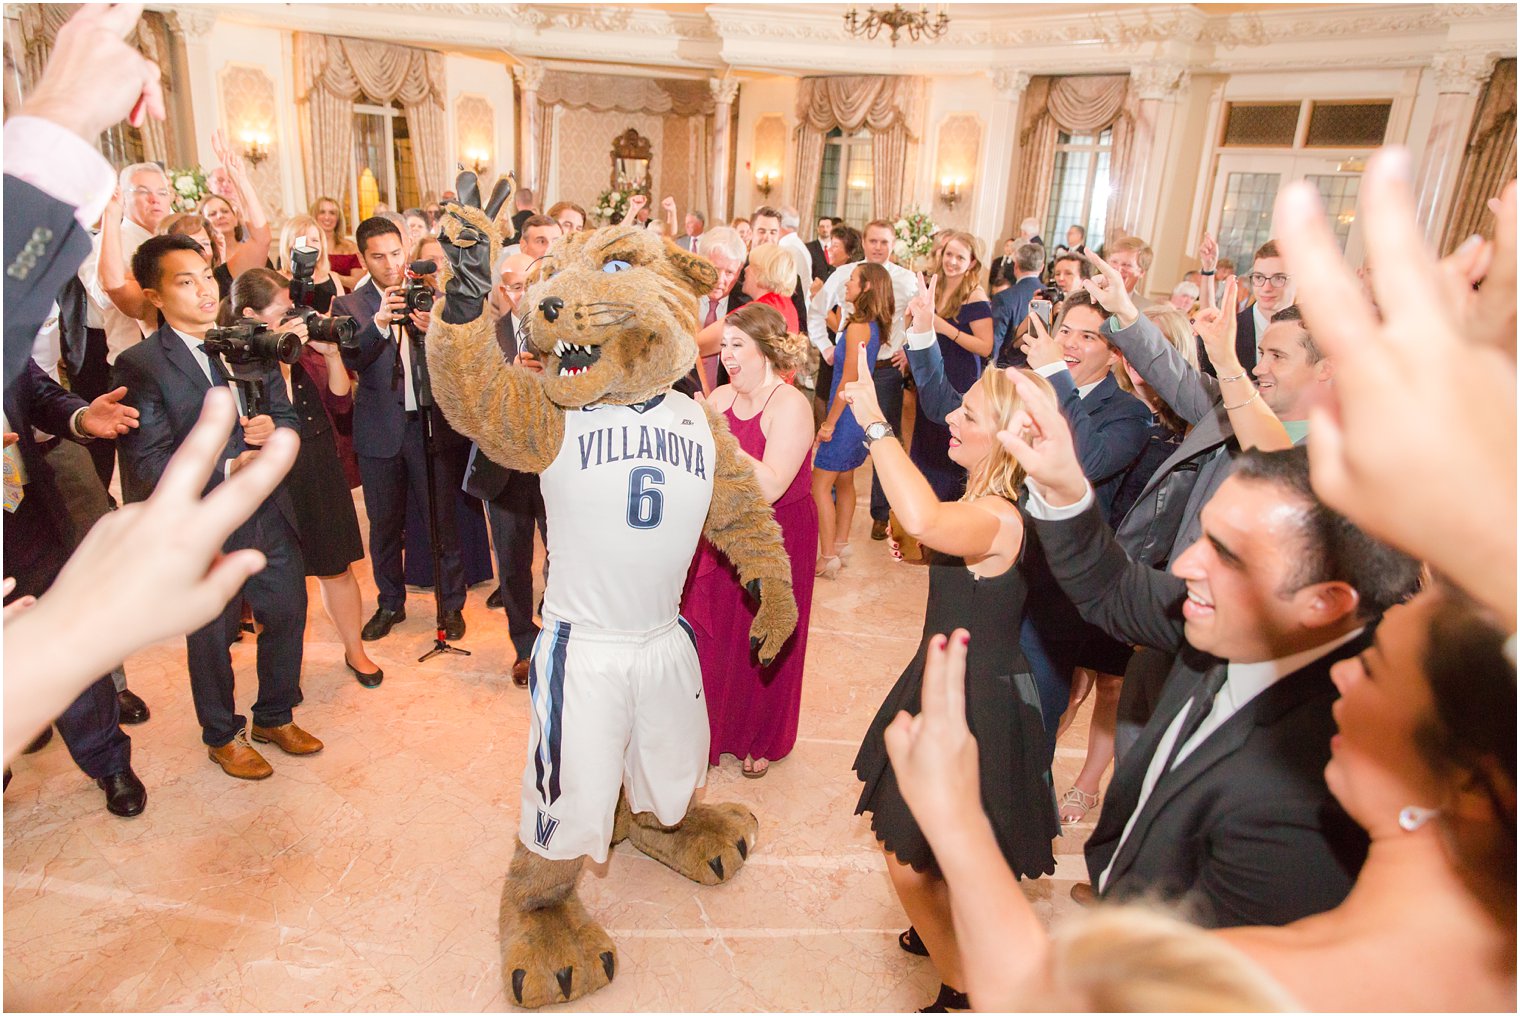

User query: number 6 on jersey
[626,466,665,529]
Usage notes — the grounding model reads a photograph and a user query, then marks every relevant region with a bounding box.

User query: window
[350,96,421,224]
[1042,128,1112,249]
[814,127,874,225]
[1221,103,1301,147]
[1305,102,1391,148]
[1220,99,1393,150]
[1217,172,1281,272]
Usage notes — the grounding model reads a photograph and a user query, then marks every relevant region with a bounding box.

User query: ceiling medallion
[843,4,950,46]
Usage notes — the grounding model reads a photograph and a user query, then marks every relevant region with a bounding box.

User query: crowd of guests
[4,7,1515,1011]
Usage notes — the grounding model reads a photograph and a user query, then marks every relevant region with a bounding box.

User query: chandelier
[843,4,950,46]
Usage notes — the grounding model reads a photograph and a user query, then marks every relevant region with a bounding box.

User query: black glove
[438,209,492,326]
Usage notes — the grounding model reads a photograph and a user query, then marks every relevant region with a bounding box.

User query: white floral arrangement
[168,166,210,213]
[892,209,938,267]
[593,188,632,226]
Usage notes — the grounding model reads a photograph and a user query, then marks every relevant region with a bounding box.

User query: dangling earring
[1398,805,1440,831]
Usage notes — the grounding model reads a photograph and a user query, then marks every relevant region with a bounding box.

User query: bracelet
[1223,389,1260,411]
[1200,270,1216,276]
[1217,369,1250,383]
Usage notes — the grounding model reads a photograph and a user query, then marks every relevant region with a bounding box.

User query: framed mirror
[611,127,653,192]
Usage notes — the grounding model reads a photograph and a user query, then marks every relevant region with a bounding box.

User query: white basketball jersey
[539,391,716,634]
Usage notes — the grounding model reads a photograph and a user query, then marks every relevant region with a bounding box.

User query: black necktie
[1161,665,1229,774]
[198,343,232,386]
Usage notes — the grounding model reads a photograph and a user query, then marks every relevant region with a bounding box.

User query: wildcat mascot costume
[425,173,797,1008]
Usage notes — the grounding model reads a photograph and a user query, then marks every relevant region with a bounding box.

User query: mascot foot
[501,893,616,1008]
[628,800,759,885]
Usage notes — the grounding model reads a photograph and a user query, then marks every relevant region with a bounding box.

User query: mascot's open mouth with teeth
[553,340,601,377]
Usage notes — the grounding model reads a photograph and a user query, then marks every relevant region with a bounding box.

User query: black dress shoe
[345,655,384,689]
[361,607,406,641]
[116,688,150,724]
[486,586,503,610]
[443,610,466,641]
[23,727,53,754]
[97,768,146,817]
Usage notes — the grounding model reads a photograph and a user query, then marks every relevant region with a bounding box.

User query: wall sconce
[755,168,778,197]
[241,131,271,167]
[939,176,964,208]
[465,149,491,176]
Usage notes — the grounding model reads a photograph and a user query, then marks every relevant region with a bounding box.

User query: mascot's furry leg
[499,846,616,1008]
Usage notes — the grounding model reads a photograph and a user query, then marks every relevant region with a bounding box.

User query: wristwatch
[862,421,894,448]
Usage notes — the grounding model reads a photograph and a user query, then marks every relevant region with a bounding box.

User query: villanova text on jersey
[575,423,708,480]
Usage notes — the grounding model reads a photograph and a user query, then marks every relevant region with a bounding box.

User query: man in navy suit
[991,242,1046,369]
[334,217,468,643]
[462,251,546,688]
[3,359,145,813]
[114,235,319,781]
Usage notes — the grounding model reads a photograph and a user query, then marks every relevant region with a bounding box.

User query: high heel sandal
[815,555,842,579]
[1059,787,1099,824]
[835,542,853,564]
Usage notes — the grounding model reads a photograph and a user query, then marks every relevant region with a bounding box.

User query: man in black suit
[334,216,469,642]
[114,235,320,780]
[990,242,1046,369]
[3,359,145,814]
[988,237,1018,287]
[464,251,546,688]
[1008,392,1420,926]
[805,216,836,283]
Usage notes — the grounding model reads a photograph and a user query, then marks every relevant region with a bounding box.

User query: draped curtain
[12,4,176,165]
[793,75,924,234]
[1011,75,1133,244]
[295,33,448,207]
[1442,58,1517,253]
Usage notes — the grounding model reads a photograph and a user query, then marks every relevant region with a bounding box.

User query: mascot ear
[663,239,720,297]
[484,173,515,222]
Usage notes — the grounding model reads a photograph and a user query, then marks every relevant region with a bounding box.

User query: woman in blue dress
[810,261,893,578]
[911,231,994,502]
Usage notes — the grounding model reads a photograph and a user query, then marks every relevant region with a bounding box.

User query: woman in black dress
[840,331,1058,1013]
[230,269,382,687]
[276,215,345,314]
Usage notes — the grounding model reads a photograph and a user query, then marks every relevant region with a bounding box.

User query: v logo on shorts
[534,808,560,849]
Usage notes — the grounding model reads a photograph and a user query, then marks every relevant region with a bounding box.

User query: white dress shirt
[1034,361,1104,399]
[82,217,155,365]
[1253,304,1272,348]
[808,259,921,359]
[3,116,115,228]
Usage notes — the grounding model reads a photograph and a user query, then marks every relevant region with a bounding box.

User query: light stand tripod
[397,316,471,664]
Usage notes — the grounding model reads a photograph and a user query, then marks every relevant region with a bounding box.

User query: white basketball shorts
[518,616,709,863]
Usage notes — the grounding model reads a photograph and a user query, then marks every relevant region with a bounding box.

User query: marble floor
[3,471,1106,1012]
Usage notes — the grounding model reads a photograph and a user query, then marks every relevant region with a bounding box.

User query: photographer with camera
[227,268,380,686]
[113,234,320,780]
[333,216,469,643]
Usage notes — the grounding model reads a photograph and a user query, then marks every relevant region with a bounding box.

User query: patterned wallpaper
[933,114,983,233]
[454,94,496,178]
[554,108,666,214]
[217,64,283,219]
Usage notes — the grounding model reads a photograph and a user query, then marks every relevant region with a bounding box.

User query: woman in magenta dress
[682,303,818,777]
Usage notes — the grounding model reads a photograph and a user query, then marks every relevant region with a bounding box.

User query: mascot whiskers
[426,173,798,1008]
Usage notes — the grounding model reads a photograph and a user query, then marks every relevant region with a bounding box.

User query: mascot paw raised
[427,173,798,1008]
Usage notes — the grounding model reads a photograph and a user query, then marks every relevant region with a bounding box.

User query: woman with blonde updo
[680,303,817,778]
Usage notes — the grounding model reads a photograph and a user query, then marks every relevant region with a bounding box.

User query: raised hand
[906,272,938,333]
[20,3,165,140]
[661,196,677,213]
[995,369,1088,507]
[1080,249,1139,327]
[841,342,886,427]
[1018,308,1061,371]
[1199,232,1219,273]
[883,630,982,833]
[437,170,513,325]
[1274,148,1516,627]
[1193,276,1242,374]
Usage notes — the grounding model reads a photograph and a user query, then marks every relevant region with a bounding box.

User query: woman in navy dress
[911,231,994,502]
[810,261,894,578]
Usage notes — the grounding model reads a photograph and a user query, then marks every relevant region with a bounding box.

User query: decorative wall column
[1116,62,1187,245]
[168,7,220,168]
[512,59,545,192]
[983,67,1029,242]
[1414,50,1498,244]
[709,73,739,222]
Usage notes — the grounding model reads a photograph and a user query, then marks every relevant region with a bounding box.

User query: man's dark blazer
[112,322,298,526]
[990,274,1043,368]
[1046,370,1151,522]
[5,177,91,398]
[334,279,464,459]
[4,360,89,556]
[1034,499,1369,928]
[461,312,541,511]
[805,238,830,282]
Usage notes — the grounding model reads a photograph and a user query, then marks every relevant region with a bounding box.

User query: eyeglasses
[1247,272,1292,288]
[128,186,171,200]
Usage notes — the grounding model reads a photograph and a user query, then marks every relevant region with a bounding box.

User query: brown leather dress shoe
[512,659,530,689]
[251,722,324,755]
[1070,882,1098,908]
[208,731,274,780]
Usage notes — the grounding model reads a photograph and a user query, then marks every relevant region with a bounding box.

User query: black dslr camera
[202,320,302,366]
[286,241,359,351]
[402,259,438,317]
